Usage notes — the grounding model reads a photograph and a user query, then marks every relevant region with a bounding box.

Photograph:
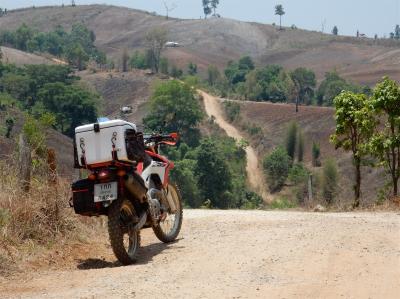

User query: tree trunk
[280,16,282,30]
[393,174,398,197]
[353,158,361,208]
[18,134,31,192]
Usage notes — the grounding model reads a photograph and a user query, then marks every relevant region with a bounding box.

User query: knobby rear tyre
[108,199,140,265]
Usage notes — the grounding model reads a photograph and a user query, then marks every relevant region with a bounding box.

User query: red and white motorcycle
[71,119,183,265]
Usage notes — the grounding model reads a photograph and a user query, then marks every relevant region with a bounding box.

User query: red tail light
[98,170,110,180]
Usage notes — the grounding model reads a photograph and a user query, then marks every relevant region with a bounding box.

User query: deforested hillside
[1,5,400,84]
[0,46,56,66]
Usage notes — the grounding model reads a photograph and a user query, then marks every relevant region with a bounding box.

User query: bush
[312,142,321,167]
[171,159,202,208]
[285,121,298,162]
[223,101,241,123]
[269,197,297,209]
[263,147,291,192]
[322,159,338,204]
[288,163,309,203]
[297,130,304,162]
[288,163,309,185]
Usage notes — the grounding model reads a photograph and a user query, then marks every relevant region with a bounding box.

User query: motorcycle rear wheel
[152,184,183,243]
[108,199,140,265]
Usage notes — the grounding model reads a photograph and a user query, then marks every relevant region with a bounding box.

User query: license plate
[94,182,118,202]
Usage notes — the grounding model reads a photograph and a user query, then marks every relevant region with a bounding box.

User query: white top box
[75,120,137,166]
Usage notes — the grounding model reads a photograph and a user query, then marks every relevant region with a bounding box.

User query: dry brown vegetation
[0,161,110,276]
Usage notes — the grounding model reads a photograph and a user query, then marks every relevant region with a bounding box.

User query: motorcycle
[71,119,183,265]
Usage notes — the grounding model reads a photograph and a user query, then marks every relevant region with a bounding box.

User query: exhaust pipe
[124,174,147,202]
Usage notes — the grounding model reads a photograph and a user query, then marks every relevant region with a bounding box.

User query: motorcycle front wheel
[152,184,183,243]
[108,198,140,265]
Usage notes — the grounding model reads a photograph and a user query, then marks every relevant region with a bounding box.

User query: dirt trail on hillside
[199,90,271,202]
[1,210,399,298]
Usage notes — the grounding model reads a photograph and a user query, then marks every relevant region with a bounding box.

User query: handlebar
[144,133,179,145]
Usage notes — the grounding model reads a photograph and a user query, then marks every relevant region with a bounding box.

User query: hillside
[1,5,400,84]
[237,101,386,204]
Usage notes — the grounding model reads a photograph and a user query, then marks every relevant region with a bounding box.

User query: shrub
[263,147,291,192]
[322,159,338,204]
[223,101,241,123]
[312,142,321,167]
[289,163,309,203]
[297,130,304,162]
[269,197,297,209]
[288,163,309,185]
[285,121,298,162]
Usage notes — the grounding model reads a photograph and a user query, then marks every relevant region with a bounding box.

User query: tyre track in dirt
[198,90,271,203]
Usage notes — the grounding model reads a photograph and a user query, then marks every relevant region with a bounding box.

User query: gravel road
[1,210,399,299]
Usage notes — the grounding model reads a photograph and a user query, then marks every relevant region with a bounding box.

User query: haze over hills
[1,5,400,85]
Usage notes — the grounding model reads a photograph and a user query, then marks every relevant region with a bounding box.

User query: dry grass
[0,161,105,275]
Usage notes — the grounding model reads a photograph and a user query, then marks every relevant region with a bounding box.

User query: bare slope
[2,5,400,84]
[0,46,64,66]
[1,210,399,298]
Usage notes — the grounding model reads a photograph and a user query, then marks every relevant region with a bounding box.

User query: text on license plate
[94,182,118,202]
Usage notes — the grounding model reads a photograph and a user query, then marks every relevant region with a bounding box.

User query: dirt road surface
[199,90,271,202]
[1,210,399,299]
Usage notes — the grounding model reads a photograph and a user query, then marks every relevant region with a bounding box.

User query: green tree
[330,91,374,207]
[263,146,291,192]
[15,23,34,51]
[0,73,31,106]
[207,65,220,86]
[187,62,198,75]
[37,82,98,136]
[145,27,168,73]
[395,25,400,40]
[210,0,220,16]
[275,5,285,30]
[225,56,255,85]
[290,68,316,105]
[317,71,361,106]
[65,43,89,70]
[160,57,169,74]
[332,26,338,35]
[5,116,14,138]
[195,138,233,208]
[202,0,212,18]
[170,65,183,78]
[322,159,338,204]
[369,77,400,196]
[129,51,148,69]
[171,159,202,208]
[285,121,298,162]
[143,80,203,140]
